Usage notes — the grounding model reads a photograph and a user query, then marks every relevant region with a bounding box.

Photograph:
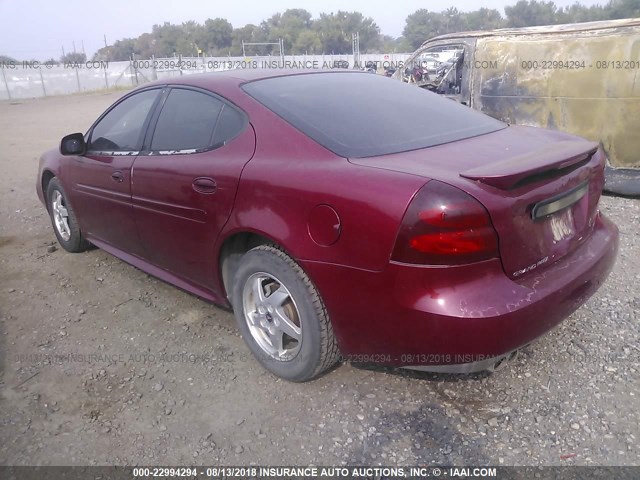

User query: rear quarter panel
[217,93,428,273]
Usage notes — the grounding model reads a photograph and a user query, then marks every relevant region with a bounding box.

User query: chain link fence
[0,61,136,100]
[0,53,412,101]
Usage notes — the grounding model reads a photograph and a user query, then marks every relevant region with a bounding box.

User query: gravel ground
[0,93,638,466]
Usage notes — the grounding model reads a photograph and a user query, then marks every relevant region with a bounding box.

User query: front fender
[37,148,64,208]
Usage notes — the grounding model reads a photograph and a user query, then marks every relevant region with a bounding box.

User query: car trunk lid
[349,125,605,278]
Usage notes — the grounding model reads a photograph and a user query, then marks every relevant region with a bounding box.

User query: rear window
[242,72,506,158]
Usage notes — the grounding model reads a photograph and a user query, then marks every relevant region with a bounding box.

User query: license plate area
[531,180,589,221]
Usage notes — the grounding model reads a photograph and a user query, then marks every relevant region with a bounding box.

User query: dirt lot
[0,92,638,467]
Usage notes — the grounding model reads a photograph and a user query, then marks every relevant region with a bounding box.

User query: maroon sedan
[37,70,618,381]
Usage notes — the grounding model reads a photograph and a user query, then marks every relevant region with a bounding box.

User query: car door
[66,88,161,255]
[131,86,255,288]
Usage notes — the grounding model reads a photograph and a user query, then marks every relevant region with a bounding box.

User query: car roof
[421,17,640,45]
[141,68,362,92]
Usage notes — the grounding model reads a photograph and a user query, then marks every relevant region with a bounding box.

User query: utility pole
[352,32,360,68]
[81,40,85,54]
[104,34,107,48]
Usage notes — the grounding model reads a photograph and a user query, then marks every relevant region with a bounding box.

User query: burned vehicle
[394,18,640,195]
[402,49,462,92]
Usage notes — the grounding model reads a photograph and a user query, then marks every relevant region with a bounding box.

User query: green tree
[0,55,18,64]
[134,33,155,59]
[464,8,504,30]
[294,30,322,54]
[199,18,233,55]
[403,7,507,50]
[394,36,413,52]
[377,35,403,53]
[60,52,87,64]
[231,24,268,56]
[606,0,640,19]
[556,3,607,23]
[173,21,200,56]
[93,38,136,61]
[505,0,558,27]
[151,22,186,56]
[403,10,449,49]
[262,9,313,54]
[315,11,380,54]
[442,7,467,32]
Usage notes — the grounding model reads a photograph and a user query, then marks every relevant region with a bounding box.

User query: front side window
[89,89,159,152]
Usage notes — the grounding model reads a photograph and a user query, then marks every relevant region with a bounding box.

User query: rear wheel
[231,245,339,381]
[46,177,89,253]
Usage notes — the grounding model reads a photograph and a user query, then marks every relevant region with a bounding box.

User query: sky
[0,0,607,59]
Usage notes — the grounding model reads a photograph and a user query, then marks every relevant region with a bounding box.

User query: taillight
[392,180,499,265]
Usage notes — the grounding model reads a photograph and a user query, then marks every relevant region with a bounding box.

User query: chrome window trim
[86,150,140,156]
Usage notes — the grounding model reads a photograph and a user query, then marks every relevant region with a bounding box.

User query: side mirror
[60,133,86,156]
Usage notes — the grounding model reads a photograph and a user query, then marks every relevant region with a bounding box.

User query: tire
[231,245,339,382]
[46,177,89,253]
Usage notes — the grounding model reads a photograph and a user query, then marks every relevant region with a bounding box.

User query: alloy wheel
[242,272,302,360]
[51,190,71,241]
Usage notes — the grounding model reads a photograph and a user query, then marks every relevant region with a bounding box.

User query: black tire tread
[46,177,90,253]
[250,244,340,379]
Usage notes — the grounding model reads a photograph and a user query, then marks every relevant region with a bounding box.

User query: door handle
[192,177,217,194]
[111,171,124,183]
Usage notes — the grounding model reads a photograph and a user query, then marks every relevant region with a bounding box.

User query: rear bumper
[301,213,618,370]
[402,349,520,374]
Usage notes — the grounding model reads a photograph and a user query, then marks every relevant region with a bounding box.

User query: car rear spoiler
[460,140,599,190]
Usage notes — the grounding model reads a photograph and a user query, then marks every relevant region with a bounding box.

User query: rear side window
[150,89,223,151]
[212,106,246,146]
[242,72,506,158]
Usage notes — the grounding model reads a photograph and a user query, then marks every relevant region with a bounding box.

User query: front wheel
[231,245,339,382]
[46,177,89,253]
